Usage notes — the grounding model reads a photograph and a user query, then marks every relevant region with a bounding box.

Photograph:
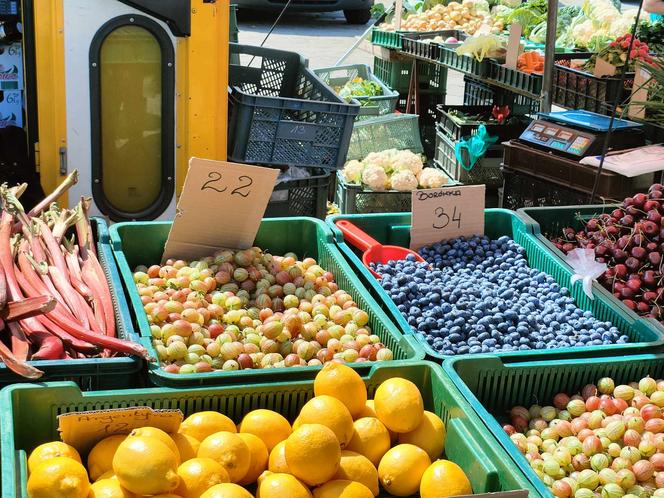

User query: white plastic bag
[567,248,607,300]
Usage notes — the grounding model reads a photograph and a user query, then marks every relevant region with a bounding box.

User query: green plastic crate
[0,361,540,498]
[0,218,142,390]
[347,113,423,161]
[516,204,661,328]
[109,217,423,387]
[487,62,542,98]
[313,64,399,117]
[371,28,415,50]
[443,353,664,497]
[327,210,664,362]
[373,56,447,95]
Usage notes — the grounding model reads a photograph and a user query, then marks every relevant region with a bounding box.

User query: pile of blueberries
[371,235,629,356]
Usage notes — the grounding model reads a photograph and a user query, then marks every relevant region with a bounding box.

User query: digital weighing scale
[518,110,645,158]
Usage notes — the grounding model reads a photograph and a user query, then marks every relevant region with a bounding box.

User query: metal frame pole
[540,0,558,112]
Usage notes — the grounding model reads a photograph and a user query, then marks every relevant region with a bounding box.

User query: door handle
[59,146,67,176]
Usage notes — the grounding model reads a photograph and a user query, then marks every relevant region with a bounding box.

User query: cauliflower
[392,150,424,177]
[342,159,364,184]
[361,164,389,191]
[364,150,397,172]
[390,170,419,192]
[418,168,448,189]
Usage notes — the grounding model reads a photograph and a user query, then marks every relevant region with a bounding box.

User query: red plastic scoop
[335,220,425,279]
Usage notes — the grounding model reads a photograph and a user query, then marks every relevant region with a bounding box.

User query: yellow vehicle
[5,0,229,221]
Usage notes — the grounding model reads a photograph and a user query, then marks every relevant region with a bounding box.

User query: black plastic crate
[553,53,633,114]
[265,168,331,219]
[397,91,447,159]
[401,31,465,65]
[502,166,592,210]
[462,76,539,116]
[644,122,664,144]
[228,43,359,170]
[437,104,530,141]
[434,127,504,188]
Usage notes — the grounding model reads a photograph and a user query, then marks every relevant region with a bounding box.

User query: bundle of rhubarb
[0,172,148,380]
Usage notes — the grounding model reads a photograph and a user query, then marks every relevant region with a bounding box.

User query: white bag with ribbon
[567,248,607,300]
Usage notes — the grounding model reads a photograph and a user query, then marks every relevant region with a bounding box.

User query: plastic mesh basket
[463,76,540,116]
[265,168,330,219]
[0,362,540,498]
[110,218,424,387]
[313,64,399,117]
[346,113,423,161]
[444,354,664,497]
[228,43,359,170]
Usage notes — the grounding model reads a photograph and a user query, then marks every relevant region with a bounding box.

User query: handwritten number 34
[433,206,462,229]
[201,172,253,197]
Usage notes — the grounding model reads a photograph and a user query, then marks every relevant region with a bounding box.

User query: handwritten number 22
[433,206,461,229]
[201,172,253,197]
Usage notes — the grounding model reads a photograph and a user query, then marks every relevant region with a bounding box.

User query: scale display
[520,120,597,157]
[518,110,645,158]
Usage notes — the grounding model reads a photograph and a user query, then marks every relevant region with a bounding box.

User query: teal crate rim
[516,204,664,333]
[327,210,664,361]
[313,63,399,116]
[442,353,664,497]
[0,361,540,498]
[0,217,142,387]
[109,217,424,387]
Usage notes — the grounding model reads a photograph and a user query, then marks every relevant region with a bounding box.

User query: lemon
[237,433,269,485]
[420,460,472,498]
[378,444,431,497]
[112,436,180,495]
[180,411,236,442]
[150,495,183,498]
[238,409,292,452]
[285,424,341,486]
[313,480,373,498]
[314,363,368,419]
[171,432,200,462]
[297,395,354,447]
[87,478,133,498]
[95,470,116,482]
[200,483,253,498]
[268,441,290,473]
[28,441,82,473]
[333,450,379,496]
[129,427,181,464]
[398,411,446,460]
[27,456,90,498]
[256,472,312,498]
[374,378,424,433]
[87,435,126,481]
[198,431,251,483]
[345,417,391,467]
[356,400,377,419]
[175,457,230,498]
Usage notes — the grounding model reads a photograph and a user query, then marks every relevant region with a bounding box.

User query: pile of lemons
[26,363,472,498]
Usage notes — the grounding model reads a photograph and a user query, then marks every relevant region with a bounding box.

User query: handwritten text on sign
[410,185,485,250]
[58,407,183,455]
[162,158,279,262]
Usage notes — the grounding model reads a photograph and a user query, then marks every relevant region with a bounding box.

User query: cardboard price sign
[504,23,523,69]
[162,158,279,262]
[58,407,183,455]
[410,185,485,250]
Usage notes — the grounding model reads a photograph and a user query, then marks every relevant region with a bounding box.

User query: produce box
[437,105,530,142]
[0,361,540,497]
[487,61,543,98]
[313,64,399,118]
[370,28,418,50]
[228,44,359,170]
[0,218,142,390]
[462,76,540,116]
[373,56,447,95]
[553,53,633,114]
[266,168,330,219]
[500,166,595,210]
[109,218,424,387]
[327,210,664,362]
[443,353,664,497]
[400,30,465,65]
[517,204,664,329]
[346,113,423,162]
[502,140,656,201]
[434,125,503,188]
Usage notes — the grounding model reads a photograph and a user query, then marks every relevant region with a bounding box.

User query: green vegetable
[335,78,384,103]
[529,21,548,44]
[497,0,547,36]
[637,20,664,54]
[557,5,581,34]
